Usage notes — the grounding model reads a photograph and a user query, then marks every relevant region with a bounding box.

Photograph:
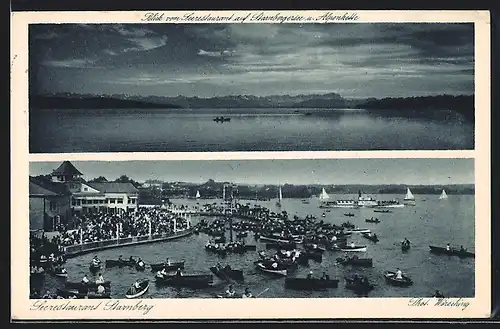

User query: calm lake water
[34,194,475,299]
[29,108,474,152]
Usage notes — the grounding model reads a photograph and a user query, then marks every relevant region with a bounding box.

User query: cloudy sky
[29,23,474,98]
[30,159,474,185]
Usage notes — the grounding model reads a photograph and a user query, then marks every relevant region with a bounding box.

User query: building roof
[86,182,139,194]
[29,176,68,196]
[51,161,83,176]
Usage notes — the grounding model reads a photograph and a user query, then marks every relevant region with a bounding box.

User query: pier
[63,228,194,258]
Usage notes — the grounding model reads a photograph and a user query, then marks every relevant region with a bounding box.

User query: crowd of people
[36,208,192,249]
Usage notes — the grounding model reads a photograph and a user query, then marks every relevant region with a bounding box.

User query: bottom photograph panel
[28,158,475,300]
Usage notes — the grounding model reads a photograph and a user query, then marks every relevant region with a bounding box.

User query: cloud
[30,23,474,98]
[41,58,98,68]
[197,49,235,57]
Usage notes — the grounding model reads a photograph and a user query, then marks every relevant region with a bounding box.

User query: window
[117,198,123,204]
[49,201,57,210]
[82,199,87,205]
[110,198,116,204]
[83,187,88,192]
[131,199,136,204]
[76,199,81,206]
[71,198,76,206]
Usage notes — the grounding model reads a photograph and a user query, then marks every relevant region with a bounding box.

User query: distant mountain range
[30,93,474,122]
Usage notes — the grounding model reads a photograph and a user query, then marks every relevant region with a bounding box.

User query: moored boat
[344,213,355,217]
[374,209,392,213]
[429,245,474,258]
[125,279,149,299]
[365,218,380,223]
[285,277,339,290]
[383,271,413,287]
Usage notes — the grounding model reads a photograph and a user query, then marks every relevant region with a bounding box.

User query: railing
[63,229,194,257]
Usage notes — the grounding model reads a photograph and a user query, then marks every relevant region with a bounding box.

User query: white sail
[404,188,415,200]
[319,188,330,200]
[276,186,282,207]
[196,190,201,198]
[439,189,448,200]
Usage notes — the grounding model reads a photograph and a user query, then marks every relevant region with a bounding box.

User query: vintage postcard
[11,10,490,320]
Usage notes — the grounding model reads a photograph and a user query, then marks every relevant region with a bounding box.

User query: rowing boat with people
[210,265,244,282]
[361,232,379,243]
[255,261,288,276]
[383,271,413,287]
[429,245,474,258]
[150,261,185,272]
[65,280,111,290]
[125,279,149,299]
[56,288,111,299]
[155,273,214,288]
[285,277,339,290]
[336,257,373,267]
[340,245,367,252]
[344,276,375,294]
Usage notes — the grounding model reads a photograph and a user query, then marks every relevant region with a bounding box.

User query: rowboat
[65,280,111,290]
[255,262,287,276]
[56,289,111,299]
[344,228,371,234]
[155,273,214,288]
[344,276,375,294]
[303,244,326,253]
[265,243,296,250]
[383,271,413,287]
[149,261,185,272]
[105,259,137,268]
[125,279,149,299]
[89,263,101,273]
[341,245,367,252]
[285,277,339,290]
[209,265,244,282]
[361,232,379,243]
[336,257,373,267]
[429,245,474,258]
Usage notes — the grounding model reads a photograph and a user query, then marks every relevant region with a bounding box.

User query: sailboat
[319,188,330,200]
[196,190,201,199]
[439,189,448,200]
[403,187,416,205]
[276,186,283,207]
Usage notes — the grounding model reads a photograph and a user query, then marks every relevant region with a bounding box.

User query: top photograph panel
[28,23,474,153]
